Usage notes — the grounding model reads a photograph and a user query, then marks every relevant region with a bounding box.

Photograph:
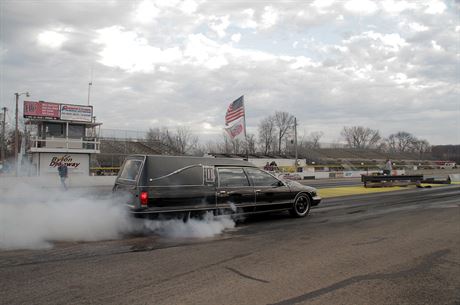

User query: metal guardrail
[361,174,424,188]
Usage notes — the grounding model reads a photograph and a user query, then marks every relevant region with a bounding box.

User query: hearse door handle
[255,189,261,193]
[218,190,228,197]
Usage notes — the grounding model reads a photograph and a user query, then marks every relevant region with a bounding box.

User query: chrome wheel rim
[295,196,309,214]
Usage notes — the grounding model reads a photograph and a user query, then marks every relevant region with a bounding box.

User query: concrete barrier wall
[449,174,460,182]
[0,176,117,190]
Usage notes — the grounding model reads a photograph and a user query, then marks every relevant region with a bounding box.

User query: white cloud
[231,33,241,43]
[260,6,279,29]
[311,0,336,9]
[95,26,182,72]
[283,56,320,70]
[390,73,418,86]
[208,15,230,38]
[346,31,408,52]
[431,40,443,51]
[408,22,429,32]
[133,0,161,23]
[154,0,180,9]
[37,30,68,48]
[239,9,258,29]
[344,0,378,15]
[424,0,447,14]
[183,34,229,69]
[381,0,416,14]
[311,0,336,13]
[179,0,199,14]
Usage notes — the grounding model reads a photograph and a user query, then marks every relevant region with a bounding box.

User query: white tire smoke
[0,182,235,250]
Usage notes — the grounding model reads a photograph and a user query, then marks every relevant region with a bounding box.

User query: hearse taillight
[140,191,148,206]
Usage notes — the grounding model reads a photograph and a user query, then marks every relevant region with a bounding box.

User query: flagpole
[242,95,249,161]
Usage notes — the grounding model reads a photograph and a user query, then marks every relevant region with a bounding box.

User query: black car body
[113,155,321,218]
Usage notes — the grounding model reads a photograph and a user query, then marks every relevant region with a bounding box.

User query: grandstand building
[92,134,458,176]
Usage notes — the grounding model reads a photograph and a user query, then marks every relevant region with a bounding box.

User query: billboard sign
[23,101,93,122]
[24,101,60,119]
[60,104,93,122]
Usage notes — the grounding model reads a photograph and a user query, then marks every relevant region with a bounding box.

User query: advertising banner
[60,104,93,122]
[23,101,60,119]
[23,101,93,122]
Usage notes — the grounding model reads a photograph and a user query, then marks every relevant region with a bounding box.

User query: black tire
[182,211,192,223]
[290,193,311,218]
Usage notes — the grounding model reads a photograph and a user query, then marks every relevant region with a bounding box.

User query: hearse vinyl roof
[126,154,255,180]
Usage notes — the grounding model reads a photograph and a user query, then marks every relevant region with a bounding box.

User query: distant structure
[24,100,101,176]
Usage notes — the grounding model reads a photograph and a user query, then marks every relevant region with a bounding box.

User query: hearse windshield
[119,159,143,181]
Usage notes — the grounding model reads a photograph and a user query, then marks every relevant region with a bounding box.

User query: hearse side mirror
[277,181,284,187]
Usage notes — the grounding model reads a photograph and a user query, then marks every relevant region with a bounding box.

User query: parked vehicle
[113,155,321,219]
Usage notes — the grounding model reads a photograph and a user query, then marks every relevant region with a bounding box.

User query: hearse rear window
[119,159,142,181]
[218,168,250,187]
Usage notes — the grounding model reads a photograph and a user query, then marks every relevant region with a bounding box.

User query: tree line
[143,111,432,158]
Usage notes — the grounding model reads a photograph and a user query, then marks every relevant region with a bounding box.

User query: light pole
[0,107,7,164]
[14,91,29,176]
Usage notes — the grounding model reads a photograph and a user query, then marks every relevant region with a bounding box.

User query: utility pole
[14,92,29,176]
[1,107,6,163]
[87,81,92,105]
[14,93,19,175]
[294,117,298,167]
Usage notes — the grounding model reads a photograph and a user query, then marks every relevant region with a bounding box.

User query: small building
[24,101,101,176]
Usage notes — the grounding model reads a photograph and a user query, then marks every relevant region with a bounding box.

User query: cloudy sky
[1,0,459,145]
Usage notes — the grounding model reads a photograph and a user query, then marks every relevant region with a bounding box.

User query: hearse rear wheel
[182,211,191,223]
[290,194,311,218]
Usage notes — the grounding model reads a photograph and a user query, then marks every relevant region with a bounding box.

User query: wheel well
[295,192,312,203]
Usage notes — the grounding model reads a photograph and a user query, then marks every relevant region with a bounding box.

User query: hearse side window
[245,168,280,187]
[153,166,203,186]
[119,160,142,181]
[218,168,250,187]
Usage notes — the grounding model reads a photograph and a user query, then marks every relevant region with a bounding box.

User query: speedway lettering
[49,155,80,168]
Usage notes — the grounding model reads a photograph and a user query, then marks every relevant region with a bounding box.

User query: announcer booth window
[45,122,65,137]
[68,124,85,138]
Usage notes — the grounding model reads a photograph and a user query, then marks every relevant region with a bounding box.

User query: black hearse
[113,155,321,218]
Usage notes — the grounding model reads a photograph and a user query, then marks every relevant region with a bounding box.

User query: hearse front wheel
[290,194,311,217]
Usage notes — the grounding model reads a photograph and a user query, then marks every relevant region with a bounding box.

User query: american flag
[225,96,245,125]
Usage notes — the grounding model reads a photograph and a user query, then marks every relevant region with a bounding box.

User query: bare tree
[274,111,295,155]
[258,116,275,155]
[145,127,198,155]
[246,133,256,155]
[173,126,199,154]
[307,131,324,149]
[145,127,161,144]
[220,133,233,154]
[341,126,381,149]
[386,131,417,152]
[412,139,431,159]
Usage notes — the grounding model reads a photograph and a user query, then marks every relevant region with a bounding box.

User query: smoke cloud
[143,213,235,239]
[0,181,235,250]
